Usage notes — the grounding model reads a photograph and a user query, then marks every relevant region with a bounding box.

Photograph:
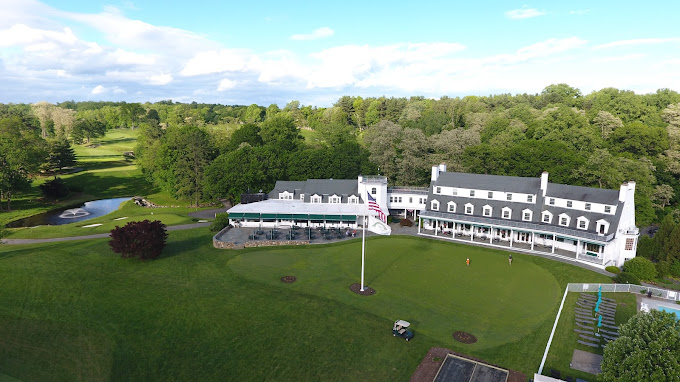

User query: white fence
[567,283,680,301]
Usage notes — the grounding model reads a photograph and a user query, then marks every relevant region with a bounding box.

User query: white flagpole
[360,210,367,291]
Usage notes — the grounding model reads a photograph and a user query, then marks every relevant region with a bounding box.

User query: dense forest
[2,84,680,229]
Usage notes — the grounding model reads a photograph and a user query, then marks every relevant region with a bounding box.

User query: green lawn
[0,233,614,380]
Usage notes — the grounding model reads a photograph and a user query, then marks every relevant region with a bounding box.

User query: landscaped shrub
[605,266,621,274]
[613,272,640,285]
[109,220,168,260]
[623,257,657,281]
[400,218,413,227]
[210,213,230,232]
[39,177,69,198]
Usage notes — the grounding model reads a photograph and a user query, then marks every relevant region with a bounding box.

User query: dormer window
[431,200,440,211]
[502,207,511,219]
[465,203,474,215]
[447,202,456,213]
[549,198,555,205]
[483,205,492,217]
[470,190,476,197]
[507,193,513,201]
[542,211,553,223]
[527,195,533,203]
[279,191,293,200]
[329,195,340,204]
[522,209,532,222]
[559,213,570,227]
[577,217,589,230]
[311,195,321,203]
[300,194,304,200]
[604,206,611,213]
[596,219,610,235]
[348,196,359,204]
[436,187,442,194]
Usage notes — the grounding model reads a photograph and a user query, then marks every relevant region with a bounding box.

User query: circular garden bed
[280,276,296,283]
[452,331,477,344]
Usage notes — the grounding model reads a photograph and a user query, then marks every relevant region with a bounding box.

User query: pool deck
[638,295,680,313]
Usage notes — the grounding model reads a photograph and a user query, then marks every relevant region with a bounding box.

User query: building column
[470,225,474,241]
[509,229,514,247]
[551,234,556,253]
[414,209,418,221]
[576,239,581,259]
[434,220,438,236]
[531,232,535,251]
[418,217,421,234]
[489,226,493,244]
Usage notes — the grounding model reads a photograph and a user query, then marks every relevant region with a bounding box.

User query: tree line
[2,84,680,230]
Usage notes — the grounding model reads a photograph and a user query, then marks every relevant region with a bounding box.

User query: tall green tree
[259,114,302,152]
[42,138,76,173]
[601,310,680,382]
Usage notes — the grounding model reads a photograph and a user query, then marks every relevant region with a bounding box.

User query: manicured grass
[541,291,637,380]
[0,232,613,380]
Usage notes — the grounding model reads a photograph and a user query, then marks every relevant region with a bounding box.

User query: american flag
[366,192,387,223]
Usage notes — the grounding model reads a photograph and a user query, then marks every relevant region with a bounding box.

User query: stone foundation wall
[244,240,310,248]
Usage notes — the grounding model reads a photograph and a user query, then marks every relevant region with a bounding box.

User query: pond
[7,197,131,227]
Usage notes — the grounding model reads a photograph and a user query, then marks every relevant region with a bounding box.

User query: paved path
[1,222,210,245]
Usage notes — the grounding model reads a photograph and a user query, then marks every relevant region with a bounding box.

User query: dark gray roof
[546,183,620,205]
[434,172,540,194]
[269,179,358,203]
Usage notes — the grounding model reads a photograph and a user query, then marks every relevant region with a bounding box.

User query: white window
[300,194,304,201]
[488,191,493,199]
[507,193,512,201]
[470,190,476,197]
[311,195,321,203]
[452,189,458,196]
[604,206,611,213]
[465,203,474,215]
[577,216,589,230]
[398,197,402,203]
[567,201,573,208]
[431,200,440,211]
[625,238,635,250]
[447,202,456,213]
[483,205,492,217]
[420,198,425,204]
[502,207,511,219]
[371,187,376,195]
[596,219,610,235]
[329,195,340,204]
[348,196,358,204]
[527,195,533,203]
[549,198,555,205]
[559,213,570,227]
[541,211,552,223]
[585,203,591,211]
[279,191,293,200]
[522,209,532,221]
[436,187,441,194]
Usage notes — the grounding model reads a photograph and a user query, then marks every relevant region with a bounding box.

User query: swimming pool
[658,306,680,319]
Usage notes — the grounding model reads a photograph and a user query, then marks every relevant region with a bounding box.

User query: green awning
[309,214,326,220]
[324,215,343,221]
[277,214,293,219]
[243,213,260,219]
[228,213,244,219]
[260,214,277,219]
[341,215,357,222]
[293,214,309,220]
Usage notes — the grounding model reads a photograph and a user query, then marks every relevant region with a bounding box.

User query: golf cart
[392,320,414,341]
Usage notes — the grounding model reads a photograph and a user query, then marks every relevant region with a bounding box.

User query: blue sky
[1,0,679,106]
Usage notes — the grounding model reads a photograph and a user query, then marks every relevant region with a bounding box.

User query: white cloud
[593,38,680,50]
[180,50,249,76]
[217,78,236,91]
[147,73,172,85]
[505,7,546,19]
[91,85,105,94]
[290,27,334,41]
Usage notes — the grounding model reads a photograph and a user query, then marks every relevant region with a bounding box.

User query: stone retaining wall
[244,240,310,248]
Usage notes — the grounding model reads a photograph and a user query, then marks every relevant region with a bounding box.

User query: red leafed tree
[109,220,168,260]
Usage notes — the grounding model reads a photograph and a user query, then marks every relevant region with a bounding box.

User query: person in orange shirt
[466,257,470,266]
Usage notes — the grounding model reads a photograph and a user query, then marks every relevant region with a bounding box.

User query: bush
[656,260,672,278]
[109,220,168,260]
[605,266,621,274]
[39,177,69,198]
[613,272,641,285]
[400,218,413,227]
[671,260,680,278]
[637,235,661,261]
[623,257,658,281]
[210,213,231,232]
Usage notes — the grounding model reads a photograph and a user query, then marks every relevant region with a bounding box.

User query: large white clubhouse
[227,164,639,268]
